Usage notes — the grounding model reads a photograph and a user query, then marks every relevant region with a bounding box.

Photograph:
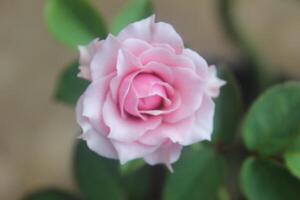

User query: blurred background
[0,0,299,199]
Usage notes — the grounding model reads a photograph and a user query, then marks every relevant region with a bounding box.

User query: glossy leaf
[284,134,300,179]
[163,145,225,200]
[54,61,89,106]
[212,66,242,144]
[240,157,300,200]
[74,141,125,200]
[242,82,300,156]
[110,0,153,35]
[45,0,107,48]
[22,189,80,200]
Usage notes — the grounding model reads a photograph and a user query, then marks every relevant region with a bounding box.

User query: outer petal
[78,39,102,80]
[81,74,115,134]
[122,38,151,56]
[90,34,120,80]
[81,129,118,159]
[144,140,182,172]
[205,65,226,97]
[111,141,158,164]
[76,81,118,159]
[183,48,209,79]
[139,115,195,146]
[103,94,162,142]
[164,67,204,123]
[117,15,184,53]
[191,94,215,142]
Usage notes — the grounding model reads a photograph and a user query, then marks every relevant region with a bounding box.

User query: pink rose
[76,16,225,170]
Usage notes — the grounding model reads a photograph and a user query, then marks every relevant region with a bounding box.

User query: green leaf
[120,159,145,175]
[121,165,151,200]
[240,157,300,200]
[74,141,125,200]
[163,145,225,200]
[54,61,89,106]
[212,66,242,144]
[242,82,300,156]
[110,0,153,35]
[284,133,300,179]
[22,188,80,200]
[45,0,107,48]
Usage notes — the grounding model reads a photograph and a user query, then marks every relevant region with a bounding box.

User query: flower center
[132,73,166,111]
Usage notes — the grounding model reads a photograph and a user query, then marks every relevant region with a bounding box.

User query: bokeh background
[0,0,299,199]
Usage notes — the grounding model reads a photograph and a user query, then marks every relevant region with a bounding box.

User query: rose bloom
[76,16,225,170]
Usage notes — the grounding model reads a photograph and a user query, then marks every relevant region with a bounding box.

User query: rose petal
[144,140,182,171]
[122,38,152,56]
[103,94,162,142]
[81,129,118,159]
[118,15,184,53]
[80,74,115,134]
[164,67,204,123]
[183,48,209,79]
[140,47,195,70]
[116,48,142,76]
[143,61,174,84]
[78,39,102,80]
[191,94,215,142]
[111,141,158,164]
[139,116,194,146]
[205,65,226,97]
[90,34,120,80]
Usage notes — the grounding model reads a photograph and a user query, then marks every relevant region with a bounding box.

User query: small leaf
[163,144,225,200]
[242,82,300,156]
[22,188,80,200]
[74,141,125,200]
[45,0,107,48]
[212,66,242,144]
[54,61,89,106]
[284,134,300,179]
[110,0,153,35]
[240,157,300,200]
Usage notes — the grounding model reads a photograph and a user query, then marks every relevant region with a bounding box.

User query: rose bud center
[132,73,166,111]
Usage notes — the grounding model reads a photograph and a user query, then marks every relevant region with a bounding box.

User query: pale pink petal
[183,48,209,79]
[151,21,184,54]
[81,129,118,159]
[81,74,115,134]
[118,71,141,118]
[111,141,158,164]
[140,47,195,70]
[76,94,91,133]
[122,38,151,56]
[103,94,162,142]
[118,16,184,54]
[191,94,215,142]
[139,116,194,146]
[139,91,181,116]
[164,67,204,123]
[116,48,142,76]
[144,140,182,171]
[206,65,226,97]
[117,15,155,43]
[143,61,174,84]
[152,43,176,54]
[78,39,102,80]
[90,34,120,80]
